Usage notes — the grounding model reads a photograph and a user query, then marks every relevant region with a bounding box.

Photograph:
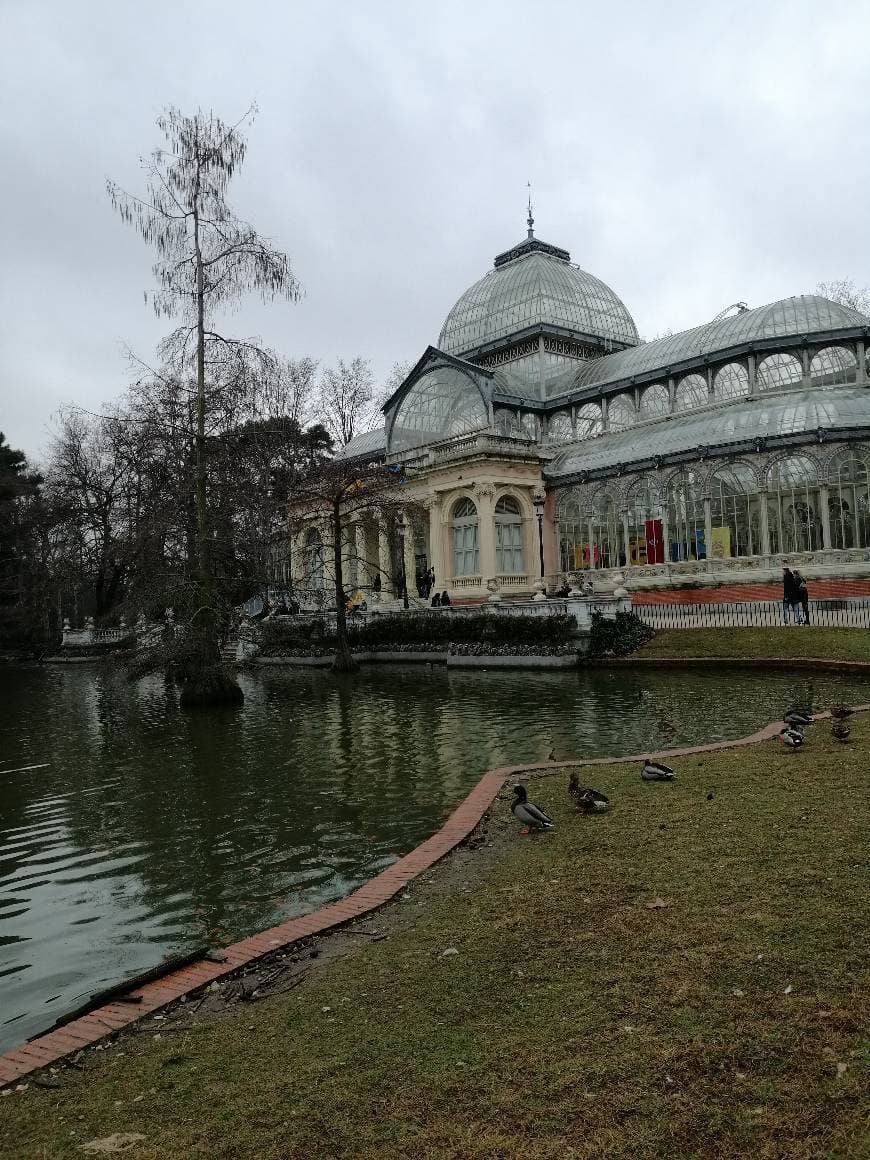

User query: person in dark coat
[793,569,810,625]
[782,566,800,624]
[440,590,451,607]
[431,591,441,607]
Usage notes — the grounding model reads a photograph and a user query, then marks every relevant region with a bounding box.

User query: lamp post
[532,492,546,582]
[396,511,410,610]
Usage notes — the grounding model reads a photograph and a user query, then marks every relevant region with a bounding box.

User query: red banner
[645,518,664,564]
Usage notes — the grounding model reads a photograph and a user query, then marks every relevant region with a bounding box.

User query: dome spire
[526,181,535,238]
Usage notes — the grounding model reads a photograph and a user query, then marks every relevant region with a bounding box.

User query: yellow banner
[710,526,732,559]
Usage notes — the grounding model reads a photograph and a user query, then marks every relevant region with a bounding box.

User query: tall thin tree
[108,106,301,703]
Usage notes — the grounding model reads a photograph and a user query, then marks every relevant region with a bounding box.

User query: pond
[1,660,867,1051]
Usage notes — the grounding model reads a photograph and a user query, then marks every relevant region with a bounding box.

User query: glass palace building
[298,216,870,602]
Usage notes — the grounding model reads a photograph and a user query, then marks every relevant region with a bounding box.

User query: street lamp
[532,492,546,581]
[396,511,410,610]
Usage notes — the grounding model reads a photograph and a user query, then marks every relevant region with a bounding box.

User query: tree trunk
[331,498,357,673]
[178,160,242,707]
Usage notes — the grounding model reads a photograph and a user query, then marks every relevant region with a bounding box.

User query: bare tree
[317,358,376,446]
[107,105,302,704]
[291,458,408,672]
[816,278,870,315]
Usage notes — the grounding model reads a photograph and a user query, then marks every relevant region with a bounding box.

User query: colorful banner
[645,519,664,564]
[710,526,732,559]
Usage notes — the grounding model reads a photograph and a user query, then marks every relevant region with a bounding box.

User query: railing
[634,598,870,630]
[495,574,529,588]
[450,576,483,590]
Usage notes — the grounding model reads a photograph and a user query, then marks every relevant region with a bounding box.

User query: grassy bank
[3,723,870,1158]
[634,626,870,662]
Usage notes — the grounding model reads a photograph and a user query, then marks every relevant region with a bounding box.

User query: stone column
[354,522,368,586]
[706,365,714,403]
[704,496,713,564]
[587,516,596,570]
[377,516,394,595]
[819,484,832,550]
[800,347,811,389]
[427,495,445,590]
[667,377,675,413]
[857,340,866,386]
[341,524,353,591]
[475,485,497,581]
[747,354,757,397]
[403,514,416,595]
[289,528,305,590]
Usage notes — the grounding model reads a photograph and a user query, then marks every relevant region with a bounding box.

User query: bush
[588,610,655,658]
[257,611,578,656]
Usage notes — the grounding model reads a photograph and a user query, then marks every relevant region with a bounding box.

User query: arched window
[767,456,821,554]
[519,413,538,441]
[810,346,857,387]
[607,394,636,432]
[709,465,761,558]
[546,411,573,443]
[493,408,520,437]
[452,497,479,576]
[304,528,324,590]
[665,471,706,561]
[714,362,749,401]
[556,490,586,573]
[757,353,802,392]
[828,449,870,549]
[638,383,669,420]
[626,477,664,565]
[674,373,708,412]
[592,492,622,569]
[390,365,488,453]
[495,495,524,574]
[575,402,603,439]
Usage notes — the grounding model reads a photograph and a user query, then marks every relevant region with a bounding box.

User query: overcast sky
[3,0,870,461]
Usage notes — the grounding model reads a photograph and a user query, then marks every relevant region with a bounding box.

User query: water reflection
[0,661,866,1048]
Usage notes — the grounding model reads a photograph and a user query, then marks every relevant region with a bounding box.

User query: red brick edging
[2,704,867,1088]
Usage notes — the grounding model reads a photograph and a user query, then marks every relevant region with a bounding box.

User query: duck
[568,772,609,812]
[784,711,813,727]
[641,759,675,781]
[831,721,851,742]
[779,726,804,748]
[830,705,853,720]
[511,785,554,834]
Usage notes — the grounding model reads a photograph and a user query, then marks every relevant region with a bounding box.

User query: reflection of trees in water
[5,663,870,961]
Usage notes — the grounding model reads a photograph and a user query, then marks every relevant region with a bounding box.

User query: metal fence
[633,598,870,630]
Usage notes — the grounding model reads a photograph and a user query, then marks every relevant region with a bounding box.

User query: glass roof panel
[570,295,869,394]
[546,388,870,479]
[389,365,488,453]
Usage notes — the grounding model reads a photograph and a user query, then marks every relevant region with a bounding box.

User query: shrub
[588,610,655,658]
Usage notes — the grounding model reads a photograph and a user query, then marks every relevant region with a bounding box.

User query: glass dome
[438,238,639,357]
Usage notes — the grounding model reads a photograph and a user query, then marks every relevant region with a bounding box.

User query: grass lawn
[635,626,870,662]
[2,721,870,1158]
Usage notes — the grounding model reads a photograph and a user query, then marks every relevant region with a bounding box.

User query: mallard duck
[641,759,675,781]
[830,705,853,720]
[831,721,851,742]
[779,726,804,748]
[511,785,554,834]
[568,772,609,812]
[784,711,813,727]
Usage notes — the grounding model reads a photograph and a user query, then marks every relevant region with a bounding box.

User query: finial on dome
[527,181,534,238]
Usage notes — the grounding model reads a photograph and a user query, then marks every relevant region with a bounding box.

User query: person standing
[782,566,800,624]
[793,569,810,625]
